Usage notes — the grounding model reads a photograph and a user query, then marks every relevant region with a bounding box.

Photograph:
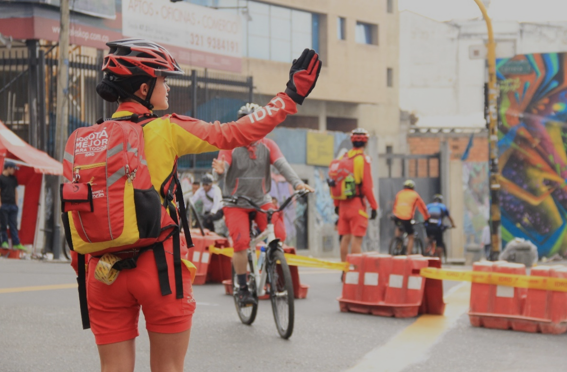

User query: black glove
[370,210,377,220]
[285,49,322,105]
[211,209,224,221]
[335,206,339,215]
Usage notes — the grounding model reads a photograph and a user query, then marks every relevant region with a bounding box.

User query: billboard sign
[122,0,242,72]
[14,0,116,19]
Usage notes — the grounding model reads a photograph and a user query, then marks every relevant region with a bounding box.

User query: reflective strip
[107,144,123,158]
[107,168,126,187]
[141,159,148,166]
[64,152,74,163]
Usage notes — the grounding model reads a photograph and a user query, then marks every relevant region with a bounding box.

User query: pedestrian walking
[0,161,25,250]
[328,128,378,265]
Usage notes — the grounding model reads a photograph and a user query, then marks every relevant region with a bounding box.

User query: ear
[138,83,149,98]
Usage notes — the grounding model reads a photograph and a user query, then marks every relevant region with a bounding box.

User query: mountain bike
[388,219,424,256]
[223,190,310,339]
[424,224,452,263]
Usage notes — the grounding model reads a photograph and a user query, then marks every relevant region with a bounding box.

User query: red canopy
[0,121,62,175]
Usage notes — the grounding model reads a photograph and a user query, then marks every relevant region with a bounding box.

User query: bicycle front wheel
[389,237,405,256]
[268,249,295,339]
[232,260,258,325]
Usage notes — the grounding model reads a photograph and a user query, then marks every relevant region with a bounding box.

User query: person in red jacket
[391,179,431,254]
[335,128,378,263]
[69,39,321,372]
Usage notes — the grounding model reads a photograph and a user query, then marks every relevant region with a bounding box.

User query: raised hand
[212,155,226,175]
[285,49,322,105]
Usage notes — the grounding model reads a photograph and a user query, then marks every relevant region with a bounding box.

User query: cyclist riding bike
[425,194,455,254]
[213,103,315,306]
[391,180,430,255]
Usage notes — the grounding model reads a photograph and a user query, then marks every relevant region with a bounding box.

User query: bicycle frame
[247,224,275,297]
[225,190,309,297]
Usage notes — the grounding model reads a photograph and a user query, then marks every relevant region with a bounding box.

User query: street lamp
[473,0,500,260]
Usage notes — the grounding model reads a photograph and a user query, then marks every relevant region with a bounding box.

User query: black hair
[96,74,156,109]
[352,141,366,149]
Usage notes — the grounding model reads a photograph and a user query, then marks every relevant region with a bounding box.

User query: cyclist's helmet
[433,194,443,202]
[201,173,214,185]
[404,179,415,189]
[98,39,183,110]
[237,103,262,119]
[351,128,369,148]
[102,38,184,78]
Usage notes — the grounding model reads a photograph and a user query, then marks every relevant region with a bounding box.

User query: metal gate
[0,44,254,169]
[378,153,441,252]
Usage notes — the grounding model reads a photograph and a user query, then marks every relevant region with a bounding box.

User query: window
[188,1,319,62]
[355,22,377,45]
[337,17,346,40]
[326,117,358,132]
[387,0,394,14]
[387,68,393,87]
[248,1,318,62]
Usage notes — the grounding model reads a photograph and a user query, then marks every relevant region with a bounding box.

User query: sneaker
[237,288,257,306]
[13,244,27,251]
[1,242,8,248]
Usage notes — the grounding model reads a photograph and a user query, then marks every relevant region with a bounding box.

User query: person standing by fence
[0,161,25,251]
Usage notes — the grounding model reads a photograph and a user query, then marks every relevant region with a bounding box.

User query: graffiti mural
[497,52,567,257]
[462,162,489,245]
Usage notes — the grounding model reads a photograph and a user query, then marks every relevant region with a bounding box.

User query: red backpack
[61,114,191,330]
[327,153,363,200]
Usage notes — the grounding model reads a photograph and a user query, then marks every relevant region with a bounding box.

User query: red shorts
[223,203,286,252]
[337,199,369,237]
[86,238,196,345]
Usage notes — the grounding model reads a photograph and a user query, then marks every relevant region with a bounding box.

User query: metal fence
[0,45,253,169]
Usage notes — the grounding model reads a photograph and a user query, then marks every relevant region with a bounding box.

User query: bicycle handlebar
[223,190,311,214]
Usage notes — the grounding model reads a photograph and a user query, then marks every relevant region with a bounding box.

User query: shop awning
[0,121,63,175]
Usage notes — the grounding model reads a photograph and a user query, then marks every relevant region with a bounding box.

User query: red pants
[223,203,286,252]
[86,238,196,345]
[337,198,369,237]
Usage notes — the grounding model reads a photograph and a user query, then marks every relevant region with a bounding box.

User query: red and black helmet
[102,39,184,77]
[351,128,369,143]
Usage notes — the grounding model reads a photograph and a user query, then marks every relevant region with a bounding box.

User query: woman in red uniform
[71,39,321,372]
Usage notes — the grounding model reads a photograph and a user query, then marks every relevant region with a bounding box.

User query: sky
[398,0,567,23]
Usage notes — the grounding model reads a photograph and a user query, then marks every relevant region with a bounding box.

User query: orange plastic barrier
[7,249,24,259]
[221,245,309,299]
[469,262,567,334]
[186,229,229,285]
[338,254,443,318]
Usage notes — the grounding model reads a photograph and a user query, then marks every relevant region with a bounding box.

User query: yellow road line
[0,283,77,294]
[347,282,471,372]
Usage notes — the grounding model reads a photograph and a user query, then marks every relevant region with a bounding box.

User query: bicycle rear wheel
[232,257,258,325]
[413,238,424,255]
[267,249,295,339]
[389,237,405,256]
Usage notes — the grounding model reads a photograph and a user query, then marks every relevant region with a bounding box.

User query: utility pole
[52,0,70,260]
[473,0,501,260]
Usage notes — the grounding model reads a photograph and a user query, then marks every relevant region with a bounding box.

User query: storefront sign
[122,0,242,72]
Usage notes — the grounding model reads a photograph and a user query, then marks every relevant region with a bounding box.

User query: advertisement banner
[122,0,242,71]
[14,0,116,19]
